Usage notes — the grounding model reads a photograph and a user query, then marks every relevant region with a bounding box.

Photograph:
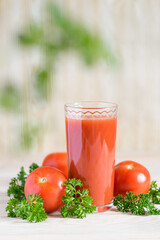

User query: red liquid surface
[66,117,117,206]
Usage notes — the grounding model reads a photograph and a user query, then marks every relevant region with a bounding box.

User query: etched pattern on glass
[65,105,118,120]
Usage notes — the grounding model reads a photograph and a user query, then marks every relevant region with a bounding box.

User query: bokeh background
[0,0,160,159]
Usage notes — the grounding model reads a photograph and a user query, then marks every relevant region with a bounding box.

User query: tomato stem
[41,177,47,183]
[128,165,134,170]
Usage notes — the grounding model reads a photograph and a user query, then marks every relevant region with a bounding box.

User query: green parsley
[6,163,47,223]
[61,178,96,218]
[113,190,160,216]
[6,194,47,222]
[6,198,20,218]
[7,167,27,201]
[149,180,160,204]
[7,163,39,201]
[29,163,39,174]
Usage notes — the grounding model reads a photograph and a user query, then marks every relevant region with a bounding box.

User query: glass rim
[65,101,118,110]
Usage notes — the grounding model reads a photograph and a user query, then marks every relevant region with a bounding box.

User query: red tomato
[24,166,67,213]
[42,152,68,178]
[114,160,151,196]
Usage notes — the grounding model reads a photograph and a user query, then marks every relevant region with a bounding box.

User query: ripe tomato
[24,166,67,213]
[42,152,68,178]
[114,160,151,196]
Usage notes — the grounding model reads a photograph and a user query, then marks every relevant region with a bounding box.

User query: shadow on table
[48,211,63,218]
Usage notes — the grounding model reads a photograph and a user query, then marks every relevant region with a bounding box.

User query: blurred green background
[0,1,117,154]
[0,0,160,156]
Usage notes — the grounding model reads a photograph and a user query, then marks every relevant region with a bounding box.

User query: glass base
[96,201,113,213]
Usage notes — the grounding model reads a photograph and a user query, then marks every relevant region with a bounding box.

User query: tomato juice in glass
[65,102,118,212]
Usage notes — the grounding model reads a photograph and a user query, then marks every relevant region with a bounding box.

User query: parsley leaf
[6,194,47,222]
[113,191,160,215]
[7,167,27,201]
[149,180,160,204]
[6,198,20,218]
[29,163,39,173]
[60,178,96,218]
[7,163,39,201]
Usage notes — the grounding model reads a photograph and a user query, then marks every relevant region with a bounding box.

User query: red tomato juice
[65,117,117,206]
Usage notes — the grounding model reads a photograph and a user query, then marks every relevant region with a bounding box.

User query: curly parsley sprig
[113,181,160,216]
[149,180,160,204]
[7,163,39,201]
[6,194,47,222]
[61,178,96,218]
[6,163,48,223]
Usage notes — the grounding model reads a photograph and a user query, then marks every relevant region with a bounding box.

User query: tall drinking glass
[65,101,118,212]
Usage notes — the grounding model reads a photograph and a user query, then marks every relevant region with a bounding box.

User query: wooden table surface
[0,153,160,240]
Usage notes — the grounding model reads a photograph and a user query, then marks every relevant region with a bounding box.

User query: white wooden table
[0,153,160,240]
